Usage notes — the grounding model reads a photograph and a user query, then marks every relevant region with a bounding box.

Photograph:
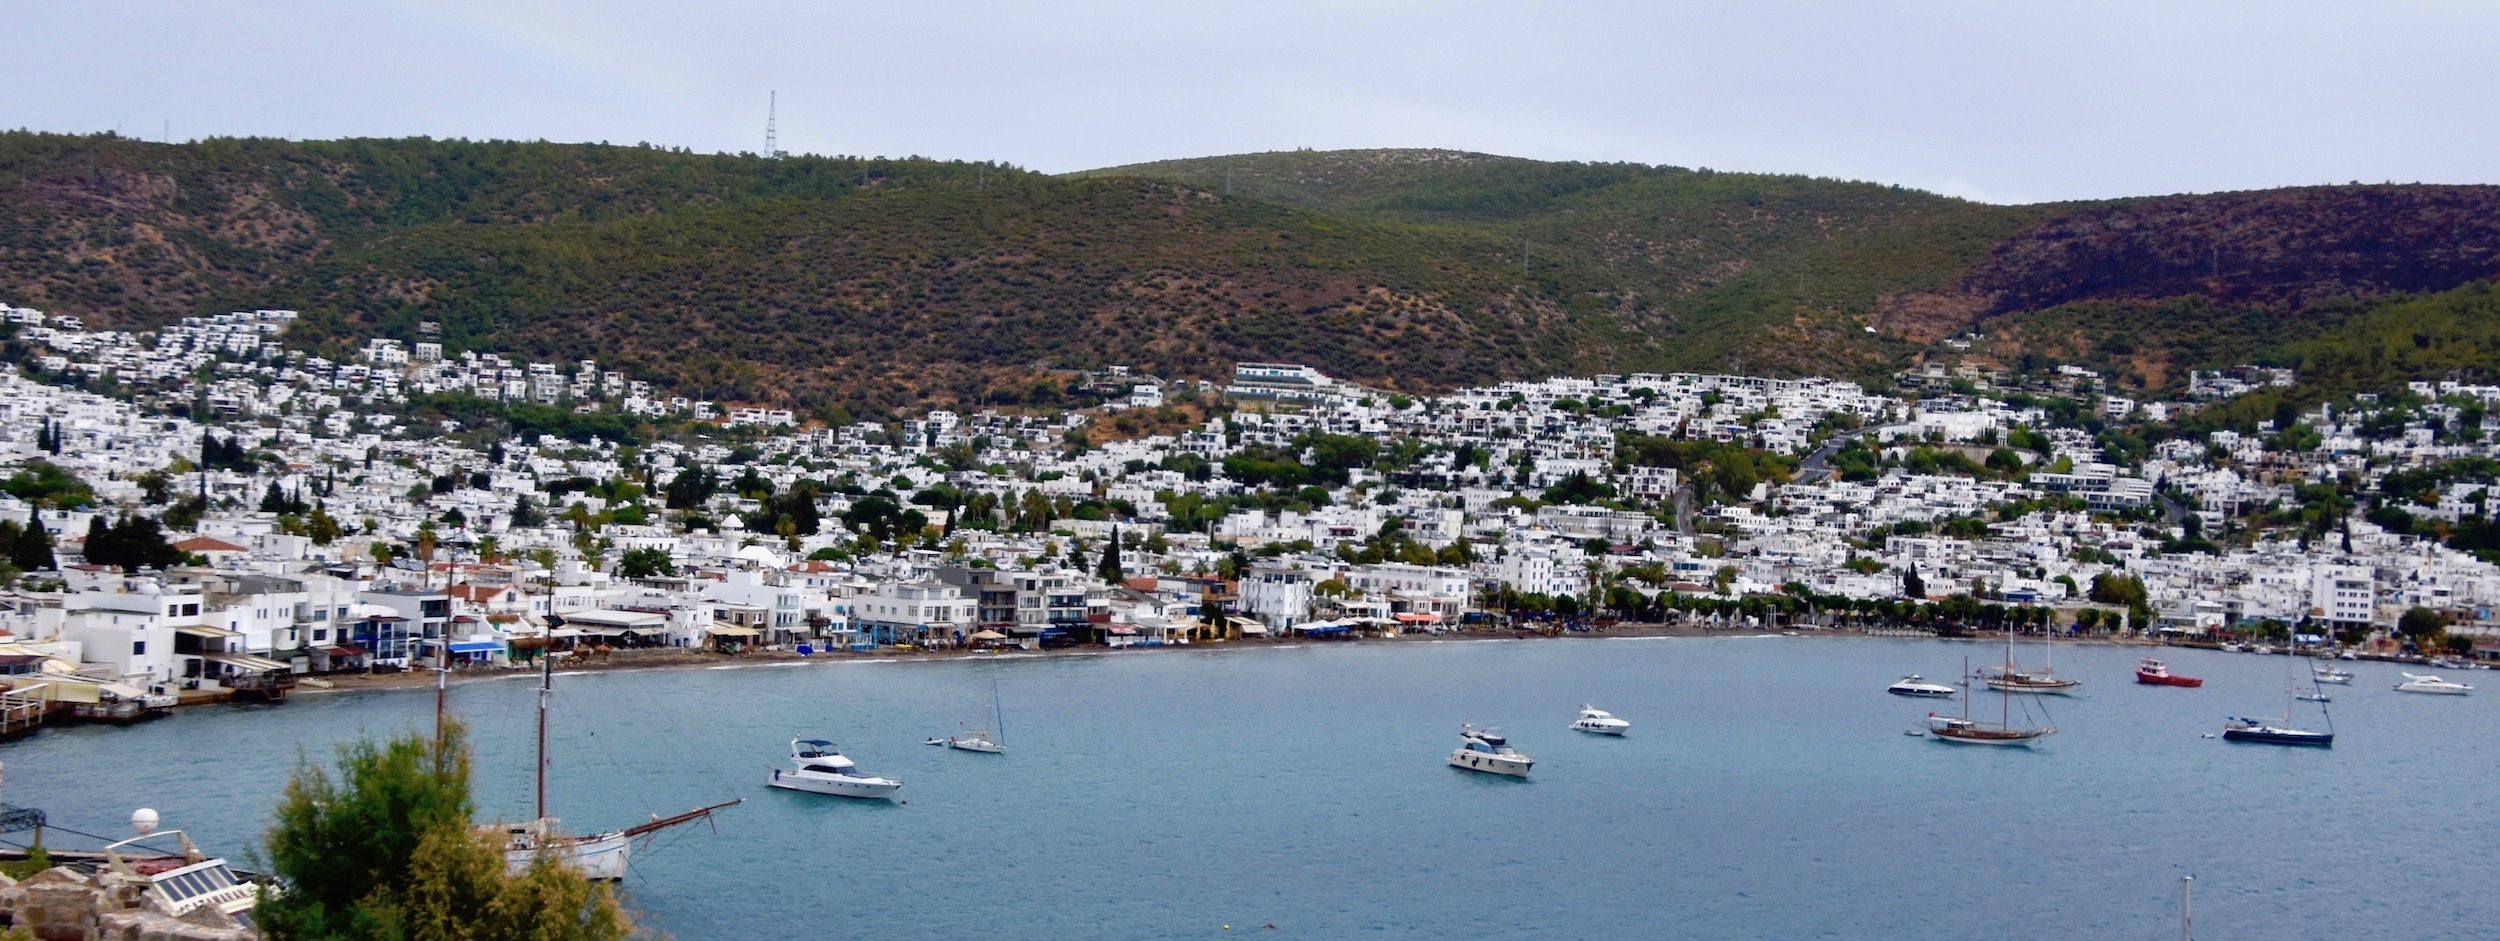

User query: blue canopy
[447,641,501,654]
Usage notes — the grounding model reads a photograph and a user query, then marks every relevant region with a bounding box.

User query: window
[133,641,146,655]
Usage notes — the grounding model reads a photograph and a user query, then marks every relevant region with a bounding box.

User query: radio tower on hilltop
[764,90,781,159]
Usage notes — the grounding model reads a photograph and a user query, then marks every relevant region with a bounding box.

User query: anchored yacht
[767,739,904,800]
[1886,675,1957,698]
[1448,725,1534,777]
[1569,706,1630,735]
[2394,672,2473,695]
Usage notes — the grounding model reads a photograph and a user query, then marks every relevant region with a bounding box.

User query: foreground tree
[260,721,632,941]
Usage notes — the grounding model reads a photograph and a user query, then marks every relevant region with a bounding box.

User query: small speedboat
[2311,666,2353,685]
[766,739,903,799]
[1569,705,1630,735]
[2134,658,2203,688]
[2293,686,2331,703]
[1887,675,1957,698]
[1448,725,1533,777]
[2394,672,2473,695]
[2221,716,2332,747]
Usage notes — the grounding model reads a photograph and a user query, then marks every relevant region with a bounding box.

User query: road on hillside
[1797,430,1866,483]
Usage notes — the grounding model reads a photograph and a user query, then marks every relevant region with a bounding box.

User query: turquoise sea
[6,636,2494,940]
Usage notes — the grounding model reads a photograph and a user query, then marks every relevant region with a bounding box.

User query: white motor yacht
[1887,675,1957,698]
[766,739,904,799]
[1448,725,1533,777]
[1569,705,1630,735]
[2394,672,2473,695]
[2311,666,2354,685]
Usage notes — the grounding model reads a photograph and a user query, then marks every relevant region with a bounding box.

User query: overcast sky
[6,1,2493,204]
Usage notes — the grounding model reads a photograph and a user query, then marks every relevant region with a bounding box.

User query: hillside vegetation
[7,134,2499,411]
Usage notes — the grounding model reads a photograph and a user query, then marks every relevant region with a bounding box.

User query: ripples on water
[5,637,2489,940]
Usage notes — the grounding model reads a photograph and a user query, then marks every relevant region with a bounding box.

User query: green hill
[7,134,2499,412]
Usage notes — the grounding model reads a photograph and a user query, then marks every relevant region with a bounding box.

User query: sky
[5,1,2494,205]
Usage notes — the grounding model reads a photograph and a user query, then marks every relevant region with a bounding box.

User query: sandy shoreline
[294,624,2173,695]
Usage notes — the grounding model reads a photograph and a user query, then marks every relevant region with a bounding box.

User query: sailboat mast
[2180,874,2193,941]
[992,677,1005,744]
[1961,657,1972,722]
[536,634,552,821]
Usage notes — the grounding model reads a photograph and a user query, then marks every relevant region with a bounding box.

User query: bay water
[5,636,2492,939]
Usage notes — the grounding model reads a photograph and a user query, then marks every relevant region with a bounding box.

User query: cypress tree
[1097,523,1125,584]
[11,523,54,573]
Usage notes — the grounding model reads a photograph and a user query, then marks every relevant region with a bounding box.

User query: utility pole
[1521,237,1531,277]
[1225,166,1234,195]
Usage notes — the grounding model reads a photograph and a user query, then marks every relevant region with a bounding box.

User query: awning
[323,645,369,657]
[175,624,243,639]
[706,625,763,637]
[969,630,1009,641]
[100,682,149,700]
[547,628,584,639]
[203,652,290,672]
[447,641,501,654]
[1395,612,1444,623]
[1105,626,1138,635]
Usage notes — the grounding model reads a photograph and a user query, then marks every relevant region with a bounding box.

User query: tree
[1900,567,1926,601]
[306,506,343,546]
[663,465,715,510]
[618,547,675,579]
[82,514,180,572]
[1,521,54,573]
[508,494,545,529]
[2088,573,2151,628]
[259,720,631,941]
[1096,528,1126,584]
[2398,606,2446,645]
[0,462,96,509]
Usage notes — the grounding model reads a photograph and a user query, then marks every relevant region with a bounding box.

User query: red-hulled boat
[2135,657,2203,687]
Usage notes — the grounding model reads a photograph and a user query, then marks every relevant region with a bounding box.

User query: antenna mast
[764,91,780,159]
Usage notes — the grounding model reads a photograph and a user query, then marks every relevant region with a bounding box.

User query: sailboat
[495,639,740,879]
[2223,650,2335,747]
[1929,657,2056,746]
[2221,681,2334,747]
[941,677,1007,754]
[1984,628,2082,694]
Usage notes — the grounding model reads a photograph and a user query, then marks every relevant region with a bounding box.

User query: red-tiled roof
[173,536,248,553]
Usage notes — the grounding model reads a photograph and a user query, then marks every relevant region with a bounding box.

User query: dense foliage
[259,721,631,941]
[80,514,179,572]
